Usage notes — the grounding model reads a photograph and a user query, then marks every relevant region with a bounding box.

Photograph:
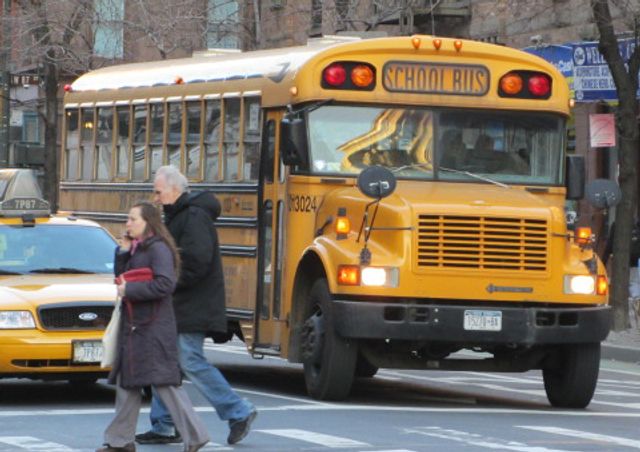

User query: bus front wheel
[542,343,600,408]
[301,278,356,400]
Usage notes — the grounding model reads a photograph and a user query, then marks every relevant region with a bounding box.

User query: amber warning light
[575,227,593,245]
[337,265,359,285]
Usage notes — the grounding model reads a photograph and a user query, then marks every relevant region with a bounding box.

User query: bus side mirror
[280,114,309,168]
[565,155,585,200]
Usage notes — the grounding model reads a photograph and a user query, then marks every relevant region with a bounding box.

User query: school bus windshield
[307,105,565,185]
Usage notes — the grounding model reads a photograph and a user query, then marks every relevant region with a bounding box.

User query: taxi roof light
[0,169,51,218]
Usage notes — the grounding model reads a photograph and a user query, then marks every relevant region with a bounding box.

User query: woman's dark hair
[133,201,181,278]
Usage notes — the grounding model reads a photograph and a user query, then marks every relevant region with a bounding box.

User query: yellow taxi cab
[0,169,117,384]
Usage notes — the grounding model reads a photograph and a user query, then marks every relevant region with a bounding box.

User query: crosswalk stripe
[0,436,78,452]
[256,429,370,448]
[518,426,640,449]
[404,427,571,452]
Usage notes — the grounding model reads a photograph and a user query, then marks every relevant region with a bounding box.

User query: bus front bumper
[332,300,611,345]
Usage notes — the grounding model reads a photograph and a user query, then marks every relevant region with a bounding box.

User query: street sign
[572,39,640,101]
[589,113,616,148]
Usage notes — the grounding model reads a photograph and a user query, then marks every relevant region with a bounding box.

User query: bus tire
[542,343,600,408]
[301,278,356,400]
[355,352,378,378]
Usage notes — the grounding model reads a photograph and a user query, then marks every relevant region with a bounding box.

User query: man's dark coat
[163,191,227,334]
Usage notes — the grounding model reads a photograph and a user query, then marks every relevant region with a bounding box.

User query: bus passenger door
[253,111,286,355]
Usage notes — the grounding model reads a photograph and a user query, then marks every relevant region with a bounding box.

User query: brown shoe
[95,443,135,452]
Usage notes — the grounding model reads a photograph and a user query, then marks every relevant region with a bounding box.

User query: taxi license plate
[72,340,104,363]
[463,310,502,331]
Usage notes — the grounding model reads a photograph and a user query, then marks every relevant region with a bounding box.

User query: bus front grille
[416,215,548,271]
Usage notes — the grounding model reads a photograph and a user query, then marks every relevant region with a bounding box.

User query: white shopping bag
[100,296,121,368]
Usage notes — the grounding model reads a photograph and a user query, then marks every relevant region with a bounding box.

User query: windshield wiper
[391,162,433,173]
[439,166,509,188]
[0,269,23,275]
[29,267,96,274]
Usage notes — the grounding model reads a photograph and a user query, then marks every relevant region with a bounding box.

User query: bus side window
[204,99,221,181]
[96,106,114,180]
[80,108,95,181]
[167,102,182,169]
[116,105,131,179]
[186,100,202,179]
[64,109,80,181]
[223,97,241,181]
[149,103,164,179]
[132,105,147,181]
[243,97,261,182]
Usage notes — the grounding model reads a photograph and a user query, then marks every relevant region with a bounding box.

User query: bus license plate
[72,340,104,363]
[463,310,502,331]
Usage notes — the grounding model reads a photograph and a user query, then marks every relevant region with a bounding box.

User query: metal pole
[0,0,11,167]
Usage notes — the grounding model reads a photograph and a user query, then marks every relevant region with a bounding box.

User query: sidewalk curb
[601,343,640,364]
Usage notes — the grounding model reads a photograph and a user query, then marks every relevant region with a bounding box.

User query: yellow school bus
[60,35,609,407]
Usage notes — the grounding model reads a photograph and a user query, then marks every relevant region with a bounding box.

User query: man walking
[136,165,257,446]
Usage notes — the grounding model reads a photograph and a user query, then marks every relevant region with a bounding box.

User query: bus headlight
[0,311,36,329]
[361,267,399,287]
[564,275,595,295]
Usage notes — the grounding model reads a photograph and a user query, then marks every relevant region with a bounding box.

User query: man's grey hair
[156,165,189,193]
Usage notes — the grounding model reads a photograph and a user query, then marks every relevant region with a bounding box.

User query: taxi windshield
[0,224,116,274]
[307,105,565,185]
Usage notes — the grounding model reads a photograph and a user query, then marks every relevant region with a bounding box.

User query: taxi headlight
[361,267,399,287]
[564,275,595,295]
[0,311,36,329]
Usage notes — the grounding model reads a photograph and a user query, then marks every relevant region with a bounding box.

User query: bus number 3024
[289,195,318,212]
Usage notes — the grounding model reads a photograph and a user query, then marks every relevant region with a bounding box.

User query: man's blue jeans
[149,333,254,436]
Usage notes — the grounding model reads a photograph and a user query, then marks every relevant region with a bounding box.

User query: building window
[22,112,39,143]
[94,0,124,58]
[311,0,322,35]
[207,0,239,49]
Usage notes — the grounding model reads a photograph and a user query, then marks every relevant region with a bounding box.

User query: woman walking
[97,201,209,452]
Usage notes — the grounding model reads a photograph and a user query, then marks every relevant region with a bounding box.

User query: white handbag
[100,296,121,368]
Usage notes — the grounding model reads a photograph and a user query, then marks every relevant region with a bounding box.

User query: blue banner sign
[571,39,639,101]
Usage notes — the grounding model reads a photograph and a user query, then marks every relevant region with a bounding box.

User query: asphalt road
[1,340,639,451]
